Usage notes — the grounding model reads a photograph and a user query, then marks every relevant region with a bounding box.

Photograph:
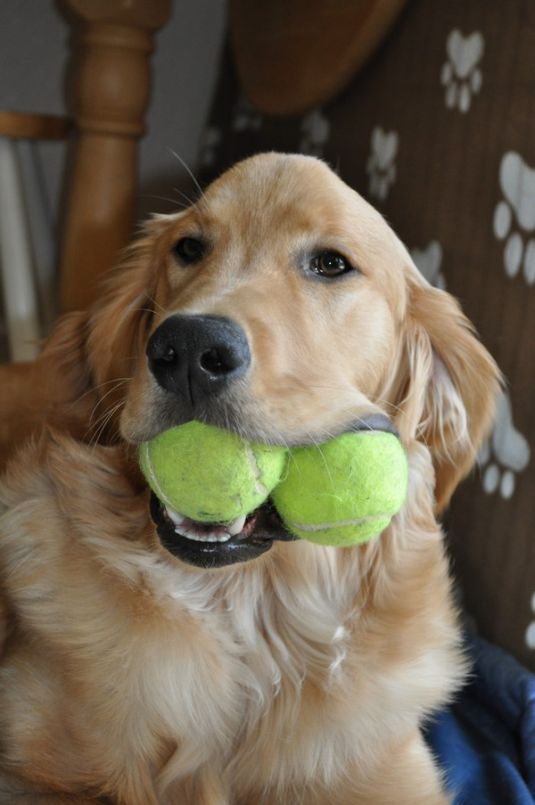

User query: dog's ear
[85,218,172,439]
[386,274,501,512]
[86,226,161,390]
[42,218,168,442]
[0,310,97,454]
[41,309,91,394]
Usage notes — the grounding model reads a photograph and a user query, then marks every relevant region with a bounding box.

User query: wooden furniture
[59,0,171,312]
[0,111,69,361]
[229,0,407,116]
[0,1,171,364]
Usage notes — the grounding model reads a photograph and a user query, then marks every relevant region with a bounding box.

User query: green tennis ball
[271,431,408,546]
[139,421,287,523]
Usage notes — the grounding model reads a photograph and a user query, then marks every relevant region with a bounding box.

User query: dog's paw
[441,30,484,113]
[494,152,535,284]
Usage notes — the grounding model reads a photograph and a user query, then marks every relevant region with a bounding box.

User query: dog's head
[47,153,500,567]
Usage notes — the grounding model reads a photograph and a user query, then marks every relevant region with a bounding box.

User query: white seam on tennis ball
[244,442,266,497]
[288,513,384,532]
[141,442,174,510]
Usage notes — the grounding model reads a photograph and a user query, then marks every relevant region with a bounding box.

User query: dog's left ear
[388,274,501,512]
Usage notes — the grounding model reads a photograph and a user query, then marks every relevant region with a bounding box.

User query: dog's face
[54,154,499,569]
[120,154,407,447]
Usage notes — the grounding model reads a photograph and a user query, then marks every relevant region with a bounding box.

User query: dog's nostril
[199,348,233,376]
[159,346,177,364]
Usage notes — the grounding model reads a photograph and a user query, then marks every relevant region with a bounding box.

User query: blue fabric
[424,635,535,804]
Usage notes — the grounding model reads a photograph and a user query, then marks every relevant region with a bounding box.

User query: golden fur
[0,154,500,803]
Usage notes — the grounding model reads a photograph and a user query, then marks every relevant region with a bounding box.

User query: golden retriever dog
[0,153,500,804]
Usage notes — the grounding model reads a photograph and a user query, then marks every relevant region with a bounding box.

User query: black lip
[150,493,295,568]
[347,413,399,438]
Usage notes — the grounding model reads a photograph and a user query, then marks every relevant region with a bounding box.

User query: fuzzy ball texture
[140,421,287,523]
[271,431,408,546]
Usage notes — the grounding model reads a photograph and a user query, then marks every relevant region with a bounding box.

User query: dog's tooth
[211,532,232,542]
[227,514,246,536]
[166,506,185,526]
[178,528,231,543]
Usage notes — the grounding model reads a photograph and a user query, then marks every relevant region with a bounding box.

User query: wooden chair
[0,111,69,361]
[0,0,170,365]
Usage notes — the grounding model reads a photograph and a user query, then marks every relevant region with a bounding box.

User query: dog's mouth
[147,413,398,568]
[149,493,296,568]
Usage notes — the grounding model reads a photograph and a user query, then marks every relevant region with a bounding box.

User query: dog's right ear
[42,217,172,442]
[42,310,91,393]
[0,309,93,469]
[39,310,97,438]
[84,218,172,440]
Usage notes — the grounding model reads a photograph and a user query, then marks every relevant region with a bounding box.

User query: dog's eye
[172,237,206,265]
[309,251,353,278]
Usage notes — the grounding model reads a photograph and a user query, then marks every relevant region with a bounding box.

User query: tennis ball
[271,431,408,546]
[139,421,287,523]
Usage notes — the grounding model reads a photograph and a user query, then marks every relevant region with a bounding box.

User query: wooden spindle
[60,0,170,312]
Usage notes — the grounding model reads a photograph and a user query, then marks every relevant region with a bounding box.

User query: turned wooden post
[60,0,170,312]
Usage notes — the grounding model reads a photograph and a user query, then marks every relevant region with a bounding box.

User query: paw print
[478,391,530,499]
[441,30,484,113]
[198,126,222,168]
[493,152,535,285]
[411,241,446,289]
[366,127,398,201]
[232,96,263,132]
[300,108,330,157]
[525,593,535,650]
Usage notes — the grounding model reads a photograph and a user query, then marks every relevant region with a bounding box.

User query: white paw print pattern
[493,152,535,285]
[411,241,446,289]
[441,30,484,113]
[198,126,222,168]
[525,593,535,650]
[232,96,263,132]
[366,127,398,201]
[300,109,330,157]
[478,391,530,499]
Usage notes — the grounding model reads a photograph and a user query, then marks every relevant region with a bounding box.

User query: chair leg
[16,139,58,331]
[0,136,41,362]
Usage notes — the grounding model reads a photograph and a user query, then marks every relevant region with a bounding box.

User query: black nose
[146,315,251,402]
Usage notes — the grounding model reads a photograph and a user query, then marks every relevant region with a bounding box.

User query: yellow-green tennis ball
[139,421,287,523]
[271,431,408,546]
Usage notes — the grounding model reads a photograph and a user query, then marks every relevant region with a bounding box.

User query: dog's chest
[70,569,353,777]
[2,528,361,792]
[123,573,356,782]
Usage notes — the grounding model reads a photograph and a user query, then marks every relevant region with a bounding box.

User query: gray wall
[0,0,227,219]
